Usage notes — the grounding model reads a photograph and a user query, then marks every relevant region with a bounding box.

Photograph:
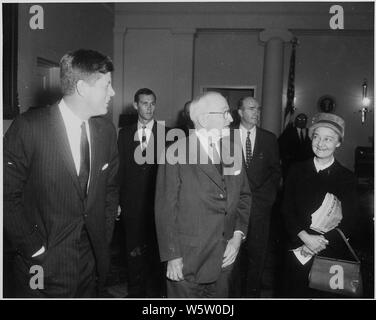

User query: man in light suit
[3,49,119,297]
[118,88,168,297]
[155,92,252,298]
[231,96,281,297]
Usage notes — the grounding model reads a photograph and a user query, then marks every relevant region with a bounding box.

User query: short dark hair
[134,88,156,103]
[60,49,114,96]
[237,96,259,110]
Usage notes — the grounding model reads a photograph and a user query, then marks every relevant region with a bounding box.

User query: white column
[259,29,293,135]
[112,27,127,129]
[171,28,196,124]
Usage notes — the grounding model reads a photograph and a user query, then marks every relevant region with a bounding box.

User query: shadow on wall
[118,103,138,128]
[29,88,62,109]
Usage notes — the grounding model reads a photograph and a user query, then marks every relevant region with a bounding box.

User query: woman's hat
[308,113,345,140]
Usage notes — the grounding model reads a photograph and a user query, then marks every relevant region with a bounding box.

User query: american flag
[283,37,298,129]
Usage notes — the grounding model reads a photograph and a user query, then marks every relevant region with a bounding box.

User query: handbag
[308,228,363,297]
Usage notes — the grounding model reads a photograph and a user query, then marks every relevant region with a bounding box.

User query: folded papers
[310,193,342,234]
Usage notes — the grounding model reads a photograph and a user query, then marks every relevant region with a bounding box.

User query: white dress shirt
[297,127,306,141]
[239,124,256,157]
[195,129,221,163]
[313,156,335,173]
[137,120,154,147]
[58,99,91,177]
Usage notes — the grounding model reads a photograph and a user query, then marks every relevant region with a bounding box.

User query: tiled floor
[105,183,374,299]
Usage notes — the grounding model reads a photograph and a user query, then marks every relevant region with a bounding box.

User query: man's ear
[133,102,138,111]
[76,79,87,97]
[238,109,243,119]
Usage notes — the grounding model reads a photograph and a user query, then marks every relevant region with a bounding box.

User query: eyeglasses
[207,110,231,119]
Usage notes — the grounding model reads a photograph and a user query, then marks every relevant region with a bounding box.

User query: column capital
[170,28,196,36]
[259,29,293,43]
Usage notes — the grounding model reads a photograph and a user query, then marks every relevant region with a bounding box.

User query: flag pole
[282,37,299,131]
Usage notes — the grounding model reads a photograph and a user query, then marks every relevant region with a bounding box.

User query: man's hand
[167,257,184,281]
[222,232,242,268]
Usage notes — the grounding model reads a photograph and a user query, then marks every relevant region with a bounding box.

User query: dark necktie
[141,125,147,156]
[79,122,90,197]
[210,142,223,175]
[246,131,252,167]
[300,128,304,142]
[141,125,147,148]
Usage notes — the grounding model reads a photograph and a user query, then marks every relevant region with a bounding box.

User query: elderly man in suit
[3,49,119,297]
[231,96,281,297]
[155,91,252,298]
[118,88,168,297]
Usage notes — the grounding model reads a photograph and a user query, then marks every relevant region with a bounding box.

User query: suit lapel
[252,127,260,158]
[49,104,85,201]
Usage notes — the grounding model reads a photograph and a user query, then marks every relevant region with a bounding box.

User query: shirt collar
[58,99,87,128]
[195,128,221,148]
[137,119,154,130]
[240,124,256,134]
[313,156,335,172]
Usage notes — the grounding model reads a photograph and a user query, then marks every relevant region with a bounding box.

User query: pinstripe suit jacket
[3,104,119,297]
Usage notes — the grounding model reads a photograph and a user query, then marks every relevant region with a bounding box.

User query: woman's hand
[298,230,329,255]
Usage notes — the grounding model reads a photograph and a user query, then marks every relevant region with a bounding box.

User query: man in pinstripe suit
[3,49,119,297]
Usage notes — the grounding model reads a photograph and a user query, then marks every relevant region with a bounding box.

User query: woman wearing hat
[281,113,359,298]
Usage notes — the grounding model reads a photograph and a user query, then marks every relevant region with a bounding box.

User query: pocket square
[102,163,109,171]
[32,246,45,258]
[234,169,241,176]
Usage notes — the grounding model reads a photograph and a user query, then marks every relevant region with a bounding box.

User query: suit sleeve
[234,168,252,235]
[324,172,359,244]
[105,124,119,245]
[154,161,182,262]
[3,115,45,257]
[281,165,305,243]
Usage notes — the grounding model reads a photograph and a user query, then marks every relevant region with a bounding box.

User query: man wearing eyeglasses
[230,96,281,297]
[155,91,252,298]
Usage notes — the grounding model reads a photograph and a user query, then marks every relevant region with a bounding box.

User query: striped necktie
[246,130,252,167]
[79,122,90,196]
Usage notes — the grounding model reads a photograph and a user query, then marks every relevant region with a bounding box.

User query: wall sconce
[359,79,371,124]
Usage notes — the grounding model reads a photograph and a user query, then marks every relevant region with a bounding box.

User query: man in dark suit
[231,96,281,297]
[278,113,314,179]
[118,88,167,297]
[155,92,252,298]
[3,49,119,297]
